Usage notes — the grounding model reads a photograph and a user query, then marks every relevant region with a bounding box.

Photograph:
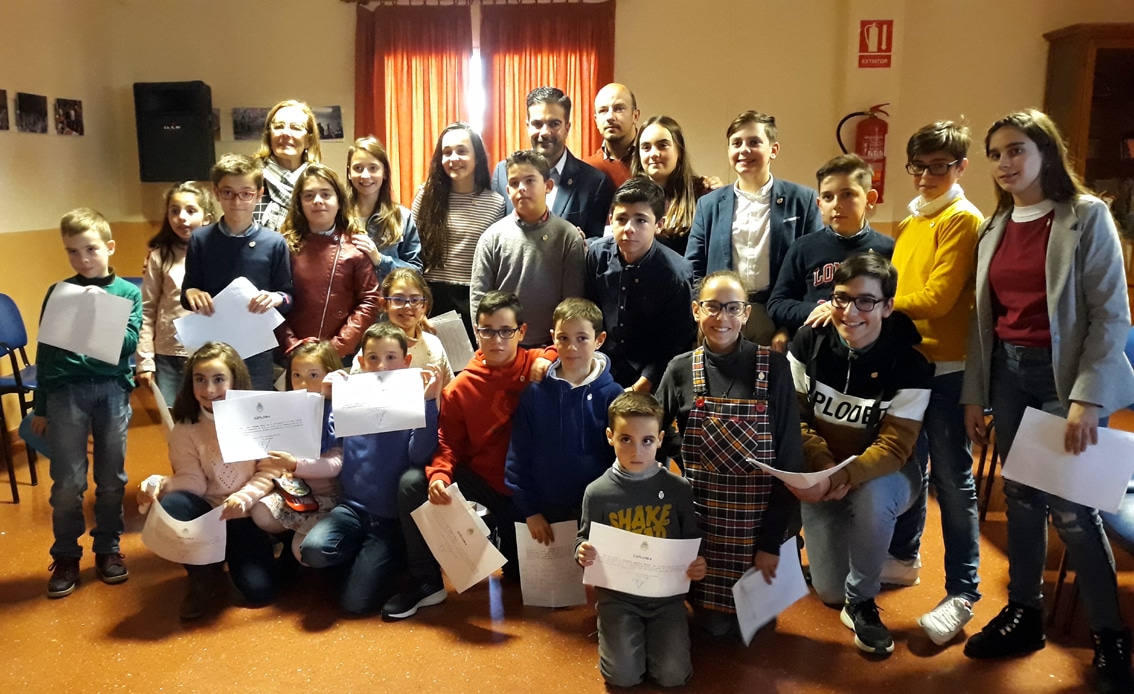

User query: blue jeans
[802,460,921,605]
[46,379,131,559]
[888,371,982,602]
[153,354,186,407]
[161,490,279,604]
[990,343,1123,632]
[300,504,406,615]
[595,590,692,688]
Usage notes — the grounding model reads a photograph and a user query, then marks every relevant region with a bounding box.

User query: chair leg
[1049,546,1069,627]
[979,440,1000,522]
[26,447,37,486]
[1,414,18,504]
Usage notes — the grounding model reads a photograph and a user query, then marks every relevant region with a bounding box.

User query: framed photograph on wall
[0,90,9,131]
[16,92,48,133]
[55,98,84,136]
[232,107,269,141]
[314,106,344,140]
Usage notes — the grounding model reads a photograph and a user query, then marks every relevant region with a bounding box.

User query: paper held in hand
[582,523,701,599]
[331,369,426,437]
[37,281,133,364]
[410,483,506,593]
[751,456,855,489]
[1002,407,1134,514]
[212,389,324,462]
[141,502,226,565]
[514,520,587,608]
[430,311,475,372]
[173,276,284,358]
[732,537,809,645]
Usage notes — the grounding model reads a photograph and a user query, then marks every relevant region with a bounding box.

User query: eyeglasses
[696,300,749,317]
[905,160,959,176]
[475,326,519,340]
[270,121,308,135]
[386,296,426,310]
[829,292,887,312]
[217,189,258,202]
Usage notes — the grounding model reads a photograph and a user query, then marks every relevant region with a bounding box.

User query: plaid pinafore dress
[680,346,776,613]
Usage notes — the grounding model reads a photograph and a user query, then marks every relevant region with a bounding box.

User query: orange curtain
[355,5,472,206]
[480,1,616,166]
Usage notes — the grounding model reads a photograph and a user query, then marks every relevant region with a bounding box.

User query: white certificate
[582,523,701,599]
[1002,407,1134,513]
[38,281,133,364]
[212,389,324,462]
[411,483,507,593]
[332,368,426,437]
[431,311,475,372]
[141,502,226,565]
[148,380,176,435]
[514,520,587,608]
[732,538,809,645]
[752,456,855,490]
[173,276,284,358]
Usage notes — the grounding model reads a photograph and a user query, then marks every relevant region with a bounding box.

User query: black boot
[1092,628,1134,694]
[963,602,1045,659]
[179,564,226,621]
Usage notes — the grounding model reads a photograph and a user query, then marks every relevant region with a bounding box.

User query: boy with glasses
[182,154,293,390]
[884,122,984,645]
[787,253,933,656]
[421,292,555,582]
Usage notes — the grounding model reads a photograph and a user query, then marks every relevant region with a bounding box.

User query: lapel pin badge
[776,197,784,204]
[249,241,256,248]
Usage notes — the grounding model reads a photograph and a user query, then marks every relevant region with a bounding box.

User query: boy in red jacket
[423,291,552,582]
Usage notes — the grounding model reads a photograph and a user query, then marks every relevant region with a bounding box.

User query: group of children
[26,107,1134,693]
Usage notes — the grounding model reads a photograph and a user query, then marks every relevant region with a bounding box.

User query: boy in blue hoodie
[299,322,441,616]
[505,298,624,546]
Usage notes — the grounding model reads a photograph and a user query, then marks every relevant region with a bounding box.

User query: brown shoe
[47,558,81,598]
[95,553,129,584]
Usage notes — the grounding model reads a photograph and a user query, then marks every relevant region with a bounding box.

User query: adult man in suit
[492,86,615,239]
[584,83,640,189]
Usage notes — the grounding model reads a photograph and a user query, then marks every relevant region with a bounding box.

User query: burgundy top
[989,212,1053,347]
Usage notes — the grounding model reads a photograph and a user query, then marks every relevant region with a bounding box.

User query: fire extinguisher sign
[858,20,894,68]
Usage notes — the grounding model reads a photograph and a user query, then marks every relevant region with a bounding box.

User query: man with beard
[493,86,615,238]
[584,83,640,188]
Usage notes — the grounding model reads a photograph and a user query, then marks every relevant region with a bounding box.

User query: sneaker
[47,558,81,599]
[918,595,974,645]
[1092,628,1134,694]
[95,552,129,584]
[963,602,1045,659]
[840,599,894,654]
[180,566,227,621]
[879,553,921,586]
[382,580,447,621]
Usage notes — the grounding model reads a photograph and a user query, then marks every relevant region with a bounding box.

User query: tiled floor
[2,394,1132,693]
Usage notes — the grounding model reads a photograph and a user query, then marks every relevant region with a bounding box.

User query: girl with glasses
[959,109,1134,692]
[277,165,381,361]
[254,100,323,231]
[655,270,804,638]
[349,268,454,388]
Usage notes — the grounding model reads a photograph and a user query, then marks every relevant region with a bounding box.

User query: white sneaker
[918,595,974,646]
[879,553,921,586]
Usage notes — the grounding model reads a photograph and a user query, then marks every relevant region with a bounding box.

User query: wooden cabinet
[1044,24,1134,317]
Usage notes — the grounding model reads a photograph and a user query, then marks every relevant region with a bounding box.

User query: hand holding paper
[752,456,854,490]
[174,277,284,358]
[582,524,702,599]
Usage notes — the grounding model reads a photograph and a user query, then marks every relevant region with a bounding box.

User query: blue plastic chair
[0,293,39,502]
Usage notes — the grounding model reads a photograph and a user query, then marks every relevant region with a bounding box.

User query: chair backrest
[0,293,29,351]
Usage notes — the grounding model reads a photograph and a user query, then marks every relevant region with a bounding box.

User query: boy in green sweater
[31,208,142,598]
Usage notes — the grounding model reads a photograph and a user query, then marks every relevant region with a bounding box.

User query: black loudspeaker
[133,81,215,182]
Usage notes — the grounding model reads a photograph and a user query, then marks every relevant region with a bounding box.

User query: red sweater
[426,346,553,494]
[990,213,1053,347]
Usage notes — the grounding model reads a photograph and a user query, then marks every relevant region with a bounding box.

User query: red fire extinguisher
[837,104,889,203]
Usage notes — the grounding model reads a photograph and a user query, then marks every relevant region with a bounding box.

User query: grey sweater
[469,213,586,346]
